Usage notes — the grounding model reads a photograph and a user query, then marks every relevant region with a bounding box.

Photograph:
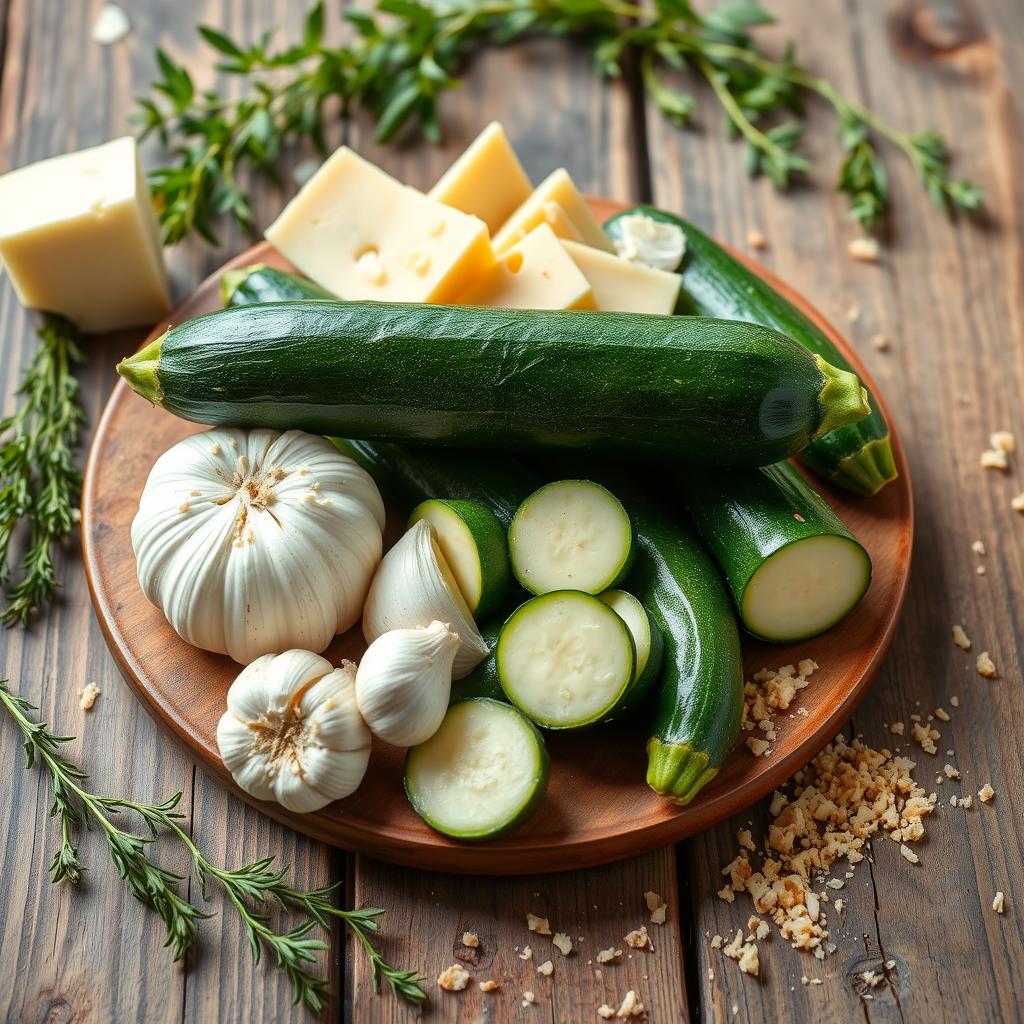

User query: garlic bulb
[356,620,460,747]
[612,213,686,272]
[216,649,371,813]
[362,520,489,679]
[132,428,385,664]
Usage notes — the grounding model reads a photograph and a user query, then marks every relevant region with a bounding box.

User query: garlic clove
[356,620,460,747]
[362,520,489,678]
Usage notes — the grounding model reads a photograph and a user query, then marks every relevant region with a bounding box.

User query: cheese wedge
[0,136,170,332]
[457,224,595,310]
[491,169,614,255]
[561,240,681,315]
[266,146,493,303]
[428,122,533,235]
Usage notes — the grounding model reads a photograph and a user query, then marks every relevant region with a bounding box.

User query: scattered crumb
[78,683,101,712]
[437,964,470,992]
[522,990,535,1007]
[826,878,845,890]
[943,763,961,780]
[993,892,1005,914]
[479,979,498,992]
[976,651,998,678]
[950,695,960,707]
[644,891,668,924]
[899,844,920,865]
[991,430,1016,453]
[717,885,736,903]
[871,333,890,352]
[861,970,884,988]
[519,945,532,961]
[846,304,861,323]
[977,565,987,575]
[979,783,995,803]
[747,228,767,249]
[746,737,770,757]
[737,829,756,853]
[912,719,940,755]
[848,237,880,262]
[1012,492,1024,513]
[981,448,1009,471]
[710,935,723,950]
[462,931,479,948]
[835,899,845,914]
[742,660,818,757]
[934,707,950,722]
[708,967,714,981]
[952,624,972,650]
[598,1006,616,1020]
[889,721,905,736]
[597,947,622,964]
[553,932,573,956]
[972,540,986,556]
[527,913,551,935]
[624,926,653,951]
[615,990,645,1018]
[537,960,553,977]
[91,3,131,45]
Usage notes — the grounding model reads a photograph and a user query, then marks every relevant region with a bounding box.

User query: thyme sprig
[136,0,983,246]
[0,317,84,626]
[0,680,426,1013]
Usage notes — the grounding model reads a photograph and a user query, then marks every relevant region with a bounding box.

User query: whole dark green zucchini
[681,462,872,643]
[118,298,869,467]
[222,265,746,803]
[605,206,896,494]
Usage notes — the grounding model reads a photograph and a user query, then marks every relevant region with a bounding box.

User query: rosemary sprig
[0,679,426,1013]
[0,317,84,626]
[136,0,983,246]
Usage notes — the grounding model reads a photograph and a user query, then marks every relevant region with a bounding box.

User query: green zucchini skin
[681,462,872,642]
[121,299,868,467]
[449,620,505,704]
[221,263,336,306]
[605,207,897,495]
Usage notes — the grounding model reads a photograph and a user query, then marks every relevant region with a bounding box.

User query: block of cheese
[457,224,595,310]
[561,240,681,315]
[428,122,532,235]
[0,136,170,332]
[266,146,492,303]
[491,168,615,255]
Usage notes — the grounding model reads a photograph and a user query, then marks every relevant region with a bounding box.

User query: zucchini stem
[117,334,166,407]
[646,737,718,805]
[219,264,266,306]
[813,355,870,439]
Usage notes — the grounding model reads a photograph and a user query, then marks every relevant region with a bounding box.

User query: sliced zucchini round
[742,534,871,642]
[599,589,664,692]
[408,498,511,619]
[404,698,549,841]
[508,480,634,596]
[496,591,636,729]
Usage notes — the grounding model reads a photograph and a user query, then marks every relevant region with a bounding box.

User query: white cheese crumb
[943,763,961,780]
[746,736,770,757]
[613,214,686,272]
[889,721,905,735]
[710,934,723,950]
[437,964,470,991]
[972,539,987,556]
[747,228,767,250]
[981,448,1009,470]
[993,891,1005,914]
[737,829,756,852]
[78,683,101,712]
[596,947,622,963]
[624,925,652,950]
[976,651,998,678]
[527,913,551,935]
[899,844,920,865]
[979,783,995,803]
[462,931,479,948]
[848,237,880,262]
[519,945,533,960]
[991,430,1016,453]
[598,1006,615,1020]
[861,969,884,988]
[644,890,668,924]
[1012,491,1024,513]
[479,979,498,992]
[91,3,131,45]
[522,990,535,1006]
[935,707,950,722]
[536,960,553,976]
[952,624,972,650]
[552,932,573,956]
[615,989,645,1018]
[950,695,960,707]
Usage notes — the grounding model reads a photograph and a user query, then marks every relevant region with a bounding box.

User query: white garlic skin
[216,649,371,813]
[362,520,489,679]
[132,428,385,665]
[356,620,459,747]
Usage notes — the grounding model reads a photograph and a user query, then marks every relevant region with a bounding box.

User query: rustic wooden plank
[0,3,340,1022]
[646,0,1024,1021]
[349,849,686,1021]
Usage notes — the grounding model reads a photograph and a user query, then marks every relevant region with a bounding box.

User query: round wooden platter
[83,197,913,875]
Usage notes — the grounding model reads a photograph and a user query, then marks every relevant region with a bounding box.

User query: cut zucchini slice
[508,480,634,595]
[599,589,664,691]
[409,498,510,618]
[404,698,549,841]
[496,591,635,729]
[742,534,871,642]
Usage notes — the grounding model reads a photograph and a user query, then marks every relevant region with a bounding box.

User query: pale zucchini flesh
[741,534,871,642]
[509,479,634,595]
[404,698,548,840]
[496,591,635,729]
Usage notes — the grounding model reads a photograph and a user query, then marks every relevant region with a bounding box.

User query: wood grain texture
[646,0,1024,1020]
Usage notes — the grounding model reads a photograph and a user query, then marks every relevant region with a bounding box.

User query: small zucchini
[681,462,872,643]
[404,698,549,841]
[605,207,897,495]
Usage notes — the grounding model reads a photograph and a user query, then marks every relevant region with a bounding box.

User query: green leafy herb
[0,317,84,626]
[136,0,982,245]
[0,679,426,1013]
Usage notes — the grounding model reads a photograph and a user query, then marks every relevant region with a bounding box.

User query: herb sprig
[0,680,426,1013]
[0,318,84,626]
[137,0,983,246]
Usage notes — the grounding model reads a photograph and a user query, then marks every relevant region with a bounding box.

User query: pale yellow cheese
[561,240,681,315]
[456,224,594,310]
[0,136,170,332]
[539,201,584,244]
[491,169,614,255]
[428,122,532,235]
[266,146,493,303]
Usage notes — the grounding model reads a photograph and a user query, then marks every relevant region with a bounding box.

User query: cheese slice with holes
[491,169,614,255]
[561,240,681,315]
[456,224,595,310]
[266,147,493,303]
[428,122,533,235]
[0,136,170,332]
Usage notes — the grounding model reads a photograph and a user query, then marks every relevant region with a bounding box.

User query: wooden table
[1,2,1021,1021]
